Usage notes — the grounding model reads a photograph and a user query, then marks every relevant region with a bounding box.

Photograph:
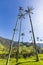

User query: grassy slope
[0,43,8,54]
[0,54,43,65]
[0,44,43,65]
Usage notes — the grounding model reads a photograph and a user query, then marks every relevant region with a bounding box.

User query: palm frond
[25,7,34,14]
[19,6,23,11]
[18,13,25,19]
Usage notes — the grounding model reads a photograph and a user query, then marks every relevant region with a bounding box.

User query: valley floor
[0,54,43,65]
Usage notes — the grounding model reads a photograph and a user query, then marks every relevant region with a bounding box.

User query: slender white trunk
[29,14,39,61]
[6,18,18,65]
[16,19,22,64]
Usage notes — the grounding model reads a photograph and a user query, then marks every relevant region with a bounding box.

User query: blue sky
[0,0,43,43]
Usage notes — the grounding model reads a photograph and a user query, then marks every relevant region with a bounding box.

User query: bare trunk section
[29,14,39,61]
[6,18,18,65]
[16,19,22,65]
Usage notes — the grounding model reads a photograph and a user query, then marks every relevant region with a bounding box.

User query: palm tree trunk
[16,19,22,64]
[6,18,18,65]
[29,14,39,61]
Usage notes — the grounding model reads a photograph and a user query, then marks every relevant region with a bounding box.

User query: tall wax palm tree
[16,7,25,64]
[6,18,18,65]
[25,7,39,61]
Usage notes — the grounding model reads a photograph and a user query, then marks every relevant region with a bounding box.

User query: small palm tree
[37,37,39,41]
[21,33,25,43]
[40,39,42,41]
[25,7,39,61]
[29,30,32,33]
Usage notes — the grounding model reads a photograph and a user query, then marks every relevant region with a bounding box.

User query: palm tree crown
[25,7,33,14]
[19,6,23,11]
[18,13,25,19]
[21,33,24,36]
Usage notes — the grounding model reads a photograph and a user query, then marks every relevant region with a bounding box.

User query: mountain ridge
[0,36,43,48]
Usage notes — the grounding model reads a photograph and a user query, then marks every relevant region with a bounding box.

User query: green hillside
[0,42,43,65]
[0,43,8,54]
[0,43,5,49]
[0,37,43,65]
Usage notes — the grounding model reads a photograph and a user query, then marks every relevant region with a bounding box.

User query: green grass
[0,44,43,65]
[0,43,8,54]
[0,54,43,65]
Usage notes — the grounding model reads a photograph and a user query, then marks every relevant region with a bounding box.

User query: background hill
[0,37,18,48]
[0,36,43,49]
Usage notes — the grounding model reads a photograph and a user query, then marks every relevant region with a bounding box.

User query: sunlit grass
[0,44,43,65]
[0,54,43,65]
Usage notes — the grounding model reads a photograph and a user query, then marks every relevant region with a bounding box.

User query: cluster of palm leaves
[6,6,39,65]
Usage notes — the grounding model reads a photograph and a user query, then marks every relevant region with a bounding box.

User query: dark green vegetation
[0,37,43,65]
